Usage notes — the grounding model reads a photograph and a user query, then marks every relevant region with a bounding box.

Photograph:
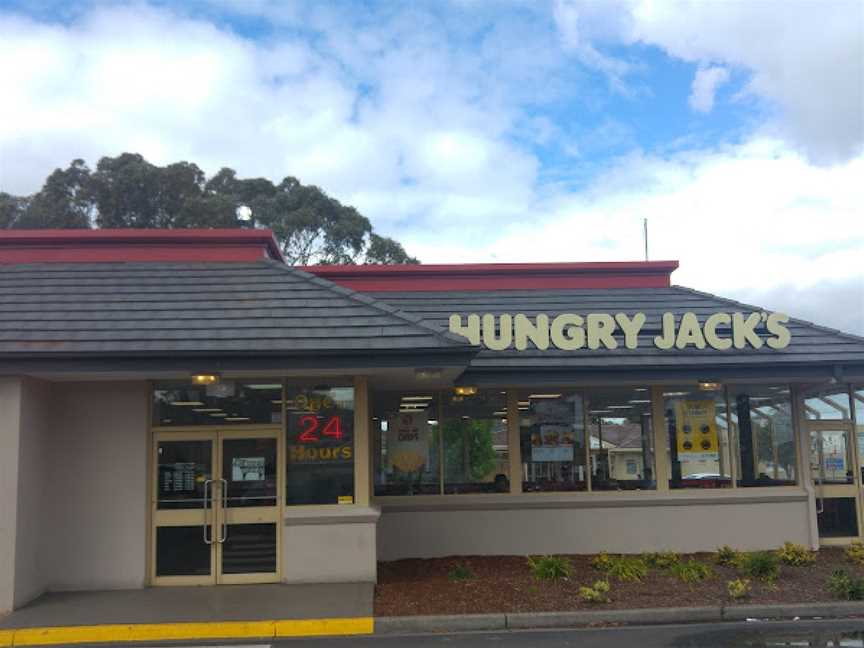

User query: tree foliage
[2,154,418,265]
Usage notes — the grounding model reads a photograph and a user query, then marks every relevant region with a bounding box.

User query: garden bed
[374,547,864,616]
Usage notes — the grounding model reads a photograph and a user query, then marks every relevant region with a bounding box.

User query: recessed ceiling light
[628,400,652,404]
[209,413,228,417]
[171,401,205,406]
[529,394,562,399]
[193,408,222,413]
[225,417,251,422]
[402,396,434,401]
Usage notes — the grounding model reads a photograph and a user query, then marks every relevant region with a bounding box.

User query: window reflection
[729,384,797,486]
[153,381,282,426]
[587,387,655,491]
[804,386,852,420]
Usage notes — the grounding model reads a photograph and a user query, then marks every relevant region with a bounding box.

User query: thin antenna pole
[643,218,649,261]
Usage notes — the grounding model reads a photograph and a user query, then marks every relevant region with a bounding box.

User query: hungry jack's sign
[448,311,791,351]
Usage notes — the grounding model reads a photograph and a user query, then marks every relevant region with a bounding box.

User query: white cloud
[688,66,729,113]
[0,4,539,232]
[553,0,864,164]
[406,137,864,333]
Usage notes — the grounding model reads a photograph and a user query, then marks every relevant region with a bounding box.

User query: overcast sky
[1,0,862,334]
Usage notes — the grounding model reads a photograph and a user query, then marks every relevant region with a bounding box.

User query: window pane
[729,384,797,486]
[663,386,732,489]
[442,390,509,494]
[373,392,440,496]
[519,390,587,492]
[285,386,354,505]
[804,386,852,420]
[810,429,853,484]
[157,440,213,510]
[153,381,282,426]
[856,387,864,483]
[587,387,655,491]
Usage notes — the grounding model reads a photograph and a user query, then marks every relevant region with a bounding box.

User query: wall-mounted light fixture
[191,373,221,386]
[453,386,478,396]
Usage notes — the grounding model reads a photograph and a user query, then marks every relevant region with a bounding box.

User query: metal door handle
[203,479,213,545]
[219,478,229,544]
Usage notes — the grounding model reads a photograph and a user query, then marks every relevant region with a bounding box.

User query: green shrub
[740,551,780,582]
[714,545,743,567]
[578,580,611,603]
[827,570,864,601]
[591,552,614,572]
[845,541,864,566]
[776,542,816,566]
[527,555,571,581]
[447,564,474,581]
[672,559,713,584]
[607,556,649,582]
[643,551,680,569]
[727,578,752,600]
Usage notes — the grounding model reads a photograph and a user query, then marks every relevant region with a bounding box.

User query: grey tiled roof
[369,286,864,371]
[0,260,472,356]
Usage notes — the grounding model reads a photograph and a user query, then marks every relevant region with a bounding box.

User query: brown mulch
[374,548,864,616]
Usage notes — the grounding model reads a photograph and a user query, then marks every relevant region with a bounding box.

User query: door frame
[806,419,862,544]
[148,426,283,586]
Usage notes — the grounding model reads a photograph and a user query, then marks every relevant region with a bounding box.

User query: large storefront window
[373,392,440,496]
[729,384,796,486]
[285,385,354,505]
[442,390,509,494]
[663,386,732,489]
[805,386,853,420]
[587,387,655,490]
[520,391,587,492]
[373,389,508,495]
[153,381,283,426]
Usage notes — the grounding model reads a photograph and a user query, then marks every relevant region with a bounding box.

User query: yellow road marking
[5,617,373,646]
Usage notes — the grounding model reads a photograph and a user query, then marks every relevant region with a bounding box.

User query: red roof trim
[302,260,679,291]
[0,229,284,264]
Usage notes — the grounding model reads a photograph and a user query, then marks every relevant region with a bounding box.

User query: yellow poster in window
[675,400,718,454]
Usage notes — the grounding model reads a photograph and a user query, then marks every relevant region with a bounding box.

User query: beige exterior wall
[377,493,811,560]
[283,508,379,584]
[40,381,149,592]
[15,378,52,608]
[0,377,23,615]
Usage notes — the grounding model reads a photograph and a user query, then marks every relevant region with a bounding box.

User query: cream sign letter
[448,312,791,352]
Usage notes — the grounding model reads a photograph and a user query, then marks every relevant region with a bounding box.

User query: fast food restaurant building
[1,228,863,613]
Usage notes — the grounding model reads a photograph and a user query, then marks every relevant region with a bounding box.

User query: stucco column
[0,377,23,615]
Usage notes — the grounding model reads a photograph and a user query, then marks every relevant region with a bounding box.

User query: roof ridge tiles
[671,284,864,346]
[261,260,476,350]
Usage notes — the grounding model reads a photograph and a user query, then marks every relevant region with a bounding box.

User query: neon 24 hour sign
[448,311,791,352]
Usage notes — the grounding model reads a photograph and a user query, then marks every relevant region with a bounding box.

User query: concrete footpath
[1,593,862,646]
[0,584,374,645]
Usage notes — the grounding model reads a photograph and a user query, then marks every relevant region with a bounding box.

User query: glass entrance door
[808,422,861,540]
[151,429,281,585]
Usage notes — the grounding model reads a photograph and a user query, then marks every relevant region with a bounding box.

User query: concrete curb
[375,602,864,635]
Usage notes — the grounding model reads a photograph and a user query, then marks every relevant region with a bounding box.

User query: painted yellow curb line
[2,617,373,646]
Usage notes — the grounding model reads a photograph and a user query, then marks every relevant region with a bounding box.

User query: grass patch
[671,559,713,584]
[740,551,780,582]
[827,570,864,600]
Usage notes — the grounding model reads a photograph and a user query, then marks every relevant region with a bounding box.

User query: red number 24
[298,415,343,442]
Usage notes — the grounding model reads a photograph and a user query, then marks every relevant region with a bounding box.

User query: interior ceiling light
[698,381,722,391]
[193,407,222,413]
[663,391,689,397]
[528,394,562,399]
[225,417,251,422]
[191,373,220,386]
[209,413,228,417]
[247,383,282,390]
[453,386,478,396]
[415,368,443,380]
[401,395,434,401]
[170,401,205,407]
[628,400,652,404]
[607,405,633,409]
